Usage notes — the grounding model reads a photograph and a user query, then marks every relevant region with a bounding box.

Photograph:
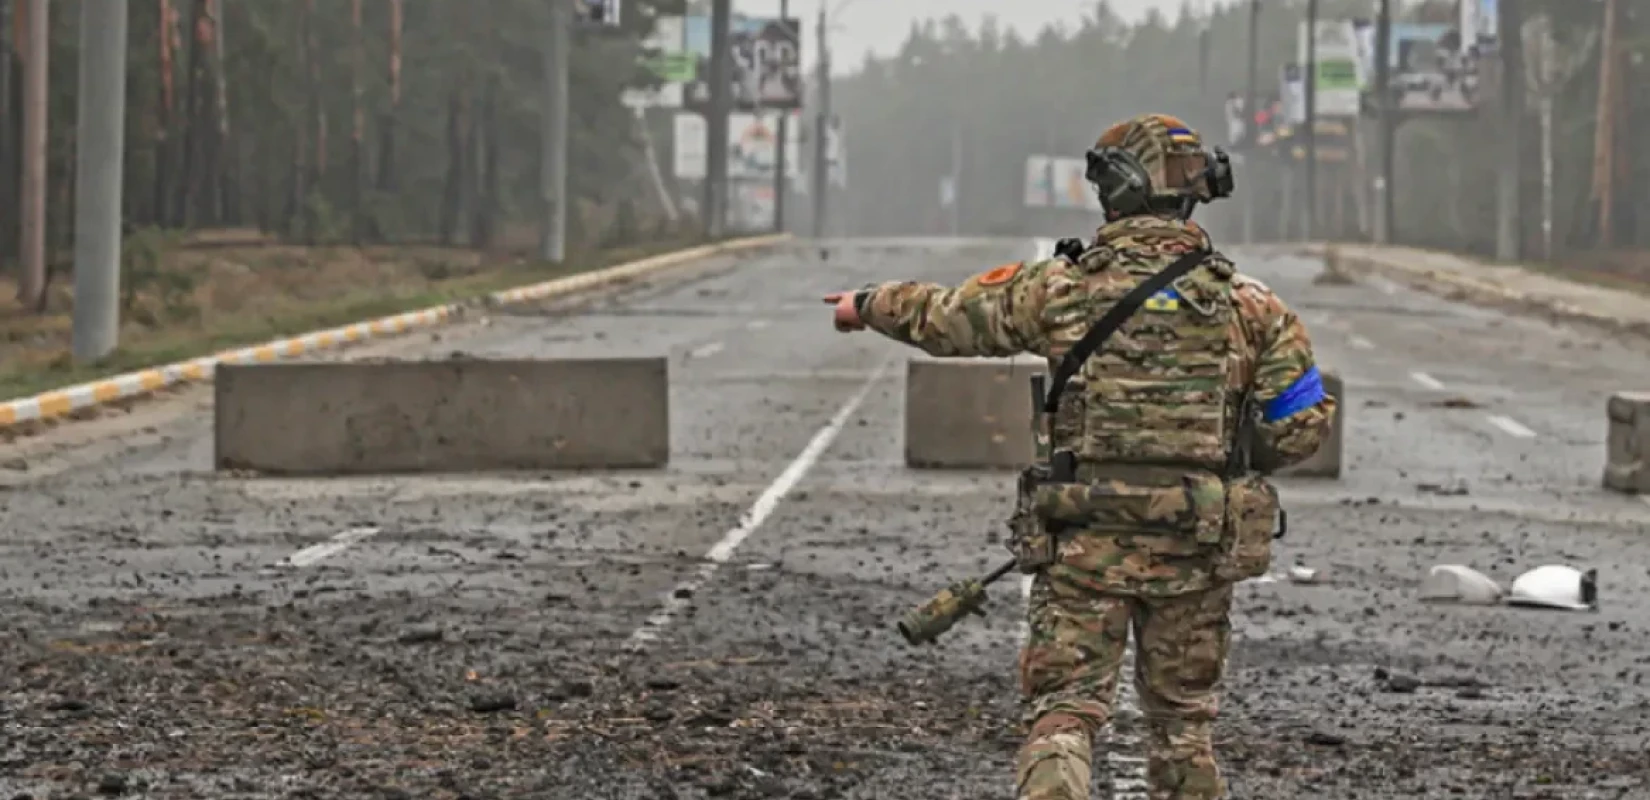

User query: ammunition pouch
[1008,463,1062,573]
[1031,472,1229,546]
[1215,474,1284,581]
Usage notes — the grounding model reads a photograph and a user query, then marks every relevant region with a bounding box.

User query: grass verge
[0,237,714,402]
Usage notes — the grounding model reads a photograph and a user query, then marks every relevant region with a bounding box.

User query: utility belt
[1006,452,1284,581]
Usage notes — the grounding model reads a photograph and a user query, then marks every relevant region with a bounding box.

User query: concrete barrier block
[1604,391,1650,494]
[215,357,668,475]
[1278,369,1344,479]
[904,357,1044,469]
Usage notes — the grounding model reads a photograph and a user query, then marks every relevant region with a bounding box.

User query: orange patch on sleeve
[975,262,1022,287]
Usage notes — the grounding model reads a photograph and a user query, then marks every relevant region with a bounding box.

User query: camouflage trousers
[1015,576,1235,800]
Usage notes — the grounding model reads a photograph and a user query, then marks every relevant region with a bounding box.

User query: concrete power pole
[705,0,732,239]
[1495,0,1523,262]
[1243,0,1259,244]
[540,0,569,263]
[1303,0,1318,242]
[1374,0,1394,244]
[17,0,47,310]
[811,4,829,239]
[771,0,789,234]
[72,0,129,363]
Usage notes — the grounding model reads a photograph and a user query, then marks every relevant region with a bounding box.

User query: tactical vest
[1060,249,1239,476]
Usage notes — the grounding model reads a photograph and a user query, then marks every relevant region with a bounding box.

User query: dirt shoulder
[0,229,705,402]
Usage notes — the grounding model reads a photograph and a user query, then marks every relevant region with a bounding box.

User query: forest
[829,0,1648,265]
[0,0,689,395]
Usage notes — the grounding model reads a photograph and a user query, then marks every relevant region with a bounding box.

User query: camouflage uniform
[853,115,1335,799]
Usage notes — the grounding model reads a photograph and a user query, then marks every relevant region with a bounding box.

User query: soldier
[824,114,1335,800]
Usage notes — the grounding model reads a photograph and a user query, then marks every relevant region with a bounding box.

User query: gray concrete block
[904,357,1044,469]
[1603,391,1650,494]
[214,357,669,475]
[1278,369,1344,479]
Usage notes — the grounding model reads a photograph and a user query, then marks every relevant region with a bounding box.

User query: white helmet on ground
[1505,565,1598,611]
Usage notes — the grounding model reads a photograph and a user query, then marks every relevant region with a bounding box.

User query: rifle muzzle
[896,580,989,646]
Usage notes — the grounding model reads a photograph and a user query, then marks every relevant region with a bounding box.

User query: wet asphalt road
[3,240,1649,800]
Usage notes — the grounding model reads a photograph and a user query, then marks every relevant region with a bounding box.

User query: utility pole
[540,0,569,263]
[0,0,13,260]
[811,3,829,239]
[1243,0,1259,244]
[72,0,129,362]
[1495,0,1523,262]
[1303,0,1318,242]
[705,0,732,238]
[1374,0,1393,244]
[17,0,47,310]
[1593,0,1620,248]
[771,0,790,234]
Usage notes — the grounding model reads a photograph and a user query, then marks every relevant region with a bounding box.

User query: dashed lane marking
[746,320,770,331]
[1485,414,1537,439]
[626,357,894,649]
[278,526,381,568]
[1410,371,1446,391]
[1640,496,1650,510]
[688,341,725,359]
[1349,335,1375,350]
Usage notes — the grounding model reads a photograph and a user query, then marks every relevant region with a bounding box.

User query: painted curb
[0,234,789,430]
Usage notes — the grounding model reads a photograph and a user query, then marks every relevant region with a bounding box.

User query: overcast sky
[730,0,1229,74]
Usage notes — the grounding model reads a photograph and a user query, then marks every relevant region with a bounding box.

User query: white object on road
[1505,565,1598,611]
[1288,564,1324,584]
[1485,414,1538,439]
[1418,564,1504,605]
[279,526,382,568]
[1410,371,1446,391]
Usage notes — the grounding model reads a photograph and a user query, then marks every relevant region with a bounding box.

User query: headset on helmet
[1083,143,1236,220]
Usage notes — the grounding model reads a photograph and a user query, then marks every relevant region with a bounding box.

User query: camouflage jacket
[859,215,1336,595]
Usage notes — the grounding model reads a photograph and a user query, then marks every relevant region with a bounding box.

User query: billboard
[1023,157,1100,211]
[682,16,803,112]
[673,112,803,181]
[1298,20,1361,118]
[1387,23,1482,112]
[623,16,690,109]
[1349,21,1485,114]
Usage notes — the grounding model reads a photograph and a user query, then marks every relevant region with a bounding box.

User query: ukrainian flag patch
[1144,288,1181,312]
[1167,126,1199,145]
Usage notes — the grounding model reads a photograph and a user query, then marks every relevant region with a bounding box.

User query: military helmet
[1087,113,1233,217]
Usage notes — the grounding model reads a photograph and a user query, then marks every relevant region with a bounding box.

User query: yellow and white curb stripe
[0,234,788,430]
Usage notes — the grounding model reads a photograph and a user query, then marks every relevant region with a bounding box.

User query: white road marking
[746,319,770,331]
[627,358,894,649]
[1640,496,1650,510]
[1017,575,1147,798]
[1485,414,1538,439]
[1349,335,1375,350]
[1410,371,1446,390]
[688,341,725,359]
[279,526,380,567]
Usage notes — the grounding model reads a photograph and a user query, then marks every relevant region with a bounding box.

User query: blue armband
[1263,366,1325,422]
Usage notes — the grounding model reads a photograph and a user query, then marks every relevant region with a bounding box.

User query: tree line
[829,0,1648,262]
[0,0,687,293]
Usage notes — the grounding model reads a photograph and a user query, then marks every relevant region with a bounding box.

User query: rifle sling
[1042,248,1212,415]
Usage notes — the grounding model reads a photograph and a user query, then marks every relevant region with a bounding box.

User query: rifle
[896,557,1019,645]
